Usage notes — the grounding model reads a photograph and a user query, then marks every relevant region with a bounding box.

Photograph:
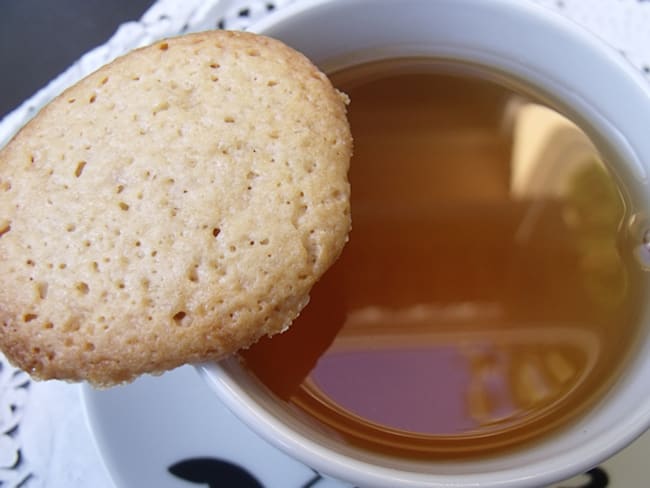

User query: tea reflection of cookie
[0,31,352,387]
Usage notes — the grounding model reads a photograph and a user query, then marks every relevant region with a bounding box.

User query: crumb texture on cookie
[0,31,351,386]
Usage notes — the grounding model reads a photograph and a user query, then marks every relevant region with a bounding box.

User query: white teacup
[199,1,650,486]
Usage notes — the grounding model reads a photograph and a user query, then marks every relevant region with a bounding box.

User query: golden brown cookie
[0,30,351,387]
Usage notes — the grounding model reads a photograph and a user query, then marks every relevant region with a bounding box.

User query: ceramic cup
[199,0,650,486]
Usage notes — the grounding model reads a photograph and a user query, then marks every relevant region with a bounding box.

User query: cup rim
[199,356,650,488]
[200,0,650,486]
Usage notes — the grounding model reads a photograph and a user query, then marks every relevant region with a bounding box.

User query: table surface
[0,0,154,119]
[2,1,650,487]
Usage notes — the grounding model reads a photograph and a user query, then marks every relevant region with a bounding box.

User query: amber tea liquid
[241,61,644,458]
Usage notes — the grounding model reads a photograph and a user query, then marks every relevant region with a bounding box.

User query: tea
[240,61,643,458]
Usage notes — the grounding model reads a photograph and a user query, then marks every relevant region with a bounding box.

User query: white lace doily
[1,0,650,487]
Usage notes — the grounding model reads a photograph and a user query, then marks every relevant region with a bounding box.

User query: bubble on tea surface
[639,228,650,270]
[628,213,650,271]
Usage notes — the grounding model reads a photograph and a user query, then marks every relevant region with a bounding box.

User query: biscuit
[0,31,352,387]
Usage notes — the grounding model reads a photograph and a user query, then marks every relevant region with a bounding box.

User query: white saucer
[82,365,650,487]
[82,366,350,488]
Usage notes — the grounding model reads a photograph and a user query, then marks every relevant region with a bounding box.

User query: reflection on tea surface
[241,62,642,457]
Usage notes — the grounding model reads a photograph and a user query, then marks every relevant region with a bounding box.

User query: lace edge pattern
[0,356,32,487]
